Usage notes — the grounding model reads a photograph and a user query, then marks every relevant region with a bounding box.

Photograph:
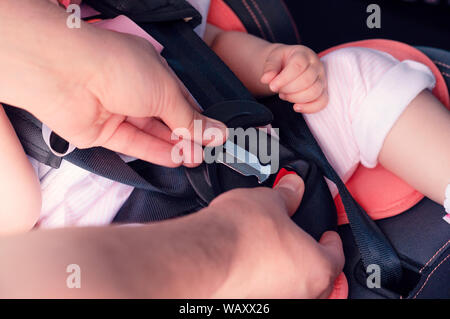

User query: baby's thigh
[301,48,379,184]
[303,101,360,188]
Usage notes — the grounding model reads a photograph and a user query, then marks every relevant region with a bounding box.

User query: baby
[0,0,449,234]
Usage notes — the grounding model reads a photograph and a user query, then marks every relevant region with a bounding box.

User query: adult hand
[0,0,227,167]
[208,174,345,298]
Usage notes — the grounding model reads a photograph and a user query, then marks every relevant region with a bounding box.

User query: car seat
[4,0,449,299]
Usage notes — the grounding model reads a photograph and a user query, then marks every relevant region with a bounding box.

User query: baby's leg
[304,47,449,210]
[0,105,42,235]
[379,90,450,206]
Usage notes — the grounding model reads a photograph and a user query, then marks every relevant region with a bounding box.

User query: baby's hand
[260,45,328,113]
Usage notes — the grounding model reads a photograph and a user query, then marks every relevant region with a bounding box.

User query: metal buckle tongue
[216,140,272,184]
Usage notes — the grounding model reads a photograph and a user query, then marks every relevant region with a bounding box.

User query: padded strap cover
[85,0,202,26]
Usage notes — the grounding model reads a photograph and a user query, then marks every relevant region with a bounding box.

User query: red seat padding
[207,0,247,32]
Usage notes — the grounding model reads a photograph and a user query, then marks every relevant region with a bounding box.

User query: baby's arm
[204,25,328,113]
[0,105,42,235]
[379,91,450,206]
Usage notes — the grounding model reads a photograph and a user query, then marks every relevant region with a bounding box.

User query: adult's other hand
[0,0,227,167]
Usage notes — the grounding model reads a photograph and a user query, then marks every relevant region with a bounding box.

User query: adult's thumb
[319,231,345,274]
[273,174,305,217]
[159,82,228,147]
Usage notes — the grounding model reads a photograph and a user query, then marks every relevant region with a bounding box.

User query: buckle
[184,124,302,202]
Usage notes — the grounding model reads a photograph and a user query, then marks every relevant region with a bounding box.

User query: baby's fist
[261,45,328,113]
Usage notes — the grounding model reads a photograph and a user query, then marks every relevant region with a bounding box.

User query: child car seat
[3,0,449,299]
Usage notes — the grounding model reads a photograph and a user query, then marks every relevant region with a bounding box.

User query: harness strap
[65,148,168,194]
[144,20,255,110]
[85,0,203,26]
[3,105,62,168]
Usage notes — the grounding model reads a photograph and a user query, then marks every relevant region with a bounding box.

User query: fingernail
[261,73,271,83]
[205,118,227,131]
[294,104,303,112]
[276,174,303,193]
[204,119,228,144]
[270,83,278,92]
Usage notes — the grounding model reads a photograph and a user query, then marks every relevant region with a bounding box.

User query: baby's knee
[321,47,398,91]
[0,187,41,235]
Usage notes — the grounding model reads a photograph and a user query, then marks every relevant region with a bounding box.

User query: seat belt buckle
[215,139,273,184]
[212,127,310,186]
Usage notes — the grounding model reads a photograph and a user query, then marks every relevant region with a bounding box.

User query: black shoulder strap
[145,20,255,110]
[85,0,203,27]
[3,105,62,168]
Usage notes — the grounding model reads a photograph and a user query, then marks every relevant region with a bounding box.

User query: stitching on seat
[241,0,267,40]
[442,71,450,78]
[419,240,449,273]
[413,254,449,299]
[433,60,450,69]
[248,0,276,42]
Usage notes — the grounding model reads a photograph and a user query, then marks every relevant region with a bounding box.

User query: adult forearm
[0,210,239,298]
[0,175,344,299]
